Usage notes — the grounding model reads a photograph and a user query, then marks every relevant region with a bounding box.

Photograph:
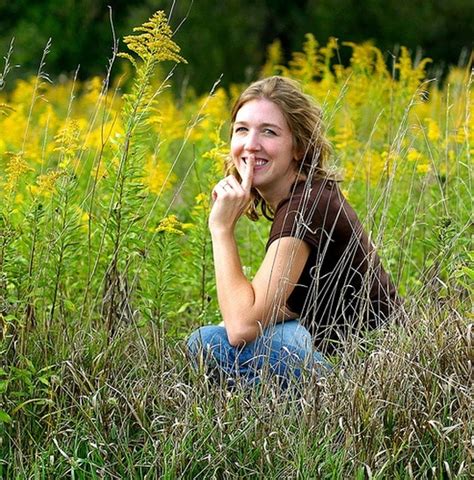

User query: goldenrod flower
[119,11,186,68]
[191,88,229,142]
[28,169,63,197]
[54,119,83,169]
[192,192,211,215]
[396,46,432,91]
[364,149,386,183]
[3,151,31,195]
[148,96,185,142]
[261,40,284,78]
[407,148,422,162]
[81,76,103,107]
[143,154,176,194]
[426,118,441,141]
[155,214,185,235]
[416,163,431,174]
[289,34,322,82]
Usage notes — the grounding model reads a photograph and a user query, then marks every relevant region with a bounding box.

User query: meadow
[0,11,472,479]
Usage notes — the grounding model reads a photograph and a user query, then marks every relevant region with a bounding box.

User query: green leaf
[461,266,474,281]
[0,410,12,423]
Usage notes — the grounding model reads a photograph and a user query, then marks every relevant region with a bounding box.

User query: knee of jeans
[261,320,312,352]
[186,325,228,357]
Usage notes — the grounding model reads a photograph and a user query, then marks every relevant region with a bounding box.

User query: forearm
[211,229,261,345]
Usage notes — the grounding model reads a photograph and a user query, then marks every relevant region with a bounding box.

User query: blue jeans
[186,319,330,388]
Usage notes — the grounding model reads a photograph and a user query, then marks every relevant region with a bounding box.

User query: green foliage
[0,11,472,479]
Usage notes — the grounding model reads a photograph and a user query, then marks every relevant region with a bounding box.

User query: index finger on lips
[241,154,254,193]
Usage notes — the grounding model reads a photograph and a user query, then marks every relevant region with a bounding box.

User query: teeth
[244,158,268,166]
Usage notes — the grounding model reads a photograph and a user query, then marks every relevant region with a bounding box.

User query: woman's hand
[208,155,254,233]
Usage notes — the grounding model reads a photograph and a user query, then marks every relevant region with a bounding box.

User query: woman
[187,76,399,387]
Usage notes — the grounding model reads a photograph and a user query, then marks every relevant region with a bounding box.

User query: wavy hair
[225,76,333,221]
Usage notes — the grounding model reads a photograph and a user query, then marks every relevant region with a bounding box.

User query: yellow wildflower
[84,120,120,151]
[320,37,339,70]
[143,154,176,194]
[81,76,103,107]
[155,214,184,235]
[54,119,83,169]
[453,126,468,144]
[10,78,37,105]
[38,104,59,130]
[344,41,377,74]
[81,211,90,223]
[148,96,185,142]
[77,208,90,232]
[28,169,63,198]
[1,108,28,149]
[119,11,186,67]
[416,163,431,174]
[2,151,32,195]
[331,122,360,151]
[426,118,441,141]
[364,149,386,183]
[407,148,422,162]
[190,88,229,143]
[192,192,211,215]
[395,46,431,91]
[261,40,284,78]
[288,33,322,82]
[14,193,24,205]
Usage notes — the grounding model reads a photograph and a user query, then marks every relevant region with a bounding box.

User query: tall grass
[0,11,472,478]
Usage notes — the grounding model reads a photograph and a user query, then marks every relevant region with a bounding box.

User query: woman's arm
[212,232,310,346]
[209,156,310,346]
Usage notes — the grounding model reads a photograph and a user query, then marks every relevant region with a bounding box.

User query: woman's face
[231,98,298,194]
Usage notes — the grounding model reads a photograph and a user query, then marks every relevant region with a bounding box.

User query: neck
[258,173,306,211]
[258,190,284,212]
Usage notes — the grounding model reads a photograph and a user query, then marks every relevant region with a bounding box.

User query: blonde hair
[226,76,332,220]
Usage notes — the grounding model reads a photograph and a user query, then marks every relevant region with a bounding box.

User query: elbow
[226,324,260,347]
[227,335,246,348]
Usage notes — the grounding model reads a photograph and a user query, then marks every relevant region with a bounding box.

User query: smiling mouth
[243,158,268,167]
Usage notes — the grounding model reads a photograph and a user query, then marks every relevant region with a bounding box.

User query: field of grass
[0,11,472,479]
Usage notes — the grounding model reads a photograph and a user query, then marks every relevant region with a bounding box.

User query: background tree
[0,0,472,92]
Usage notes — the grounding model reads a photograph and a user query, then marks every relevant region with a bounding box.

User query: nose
[244,131,261,152]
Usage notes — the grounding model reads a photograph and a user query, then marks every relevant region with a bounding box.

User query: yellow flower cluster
[143,154,176,195]
[154,214,185,235]
[28,169,64,197]
[3,151,31,195]
[118,11,186,67]
[54,119,83,169]
[0,13,186,207]
[0,22,470,224]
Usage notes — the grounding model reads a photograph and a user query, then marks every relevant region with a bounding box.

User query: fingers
[240,154,254,193]
[214,176,243,197]
[226,176,242,191]
[210,174,249,228]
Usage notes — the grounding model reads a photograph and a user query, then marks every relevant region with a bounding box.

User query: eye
[263,128,277,136]
[234,126,247,134]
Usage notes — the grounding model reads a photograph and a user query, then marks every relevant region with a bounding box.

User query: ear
[293,146,303,162]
